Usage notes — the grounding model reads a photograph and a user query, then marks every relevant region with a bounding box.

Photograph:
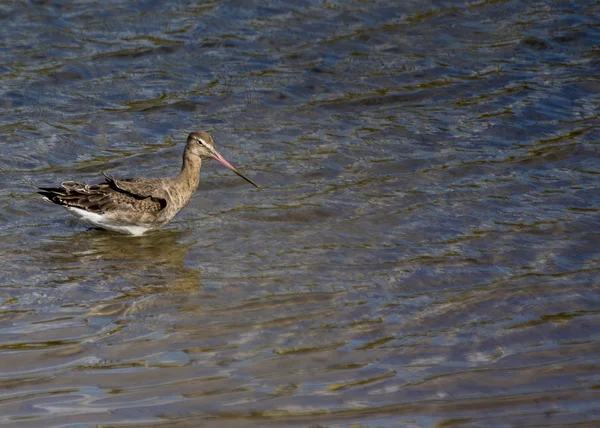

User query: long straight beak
[210,149,260,188]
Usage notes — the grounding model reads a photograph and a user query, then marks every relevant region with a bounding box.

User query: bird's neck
[176,152,202,195]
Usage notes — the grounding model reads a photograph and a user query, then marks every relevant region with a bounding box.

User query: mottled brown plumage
[38,131,259,235]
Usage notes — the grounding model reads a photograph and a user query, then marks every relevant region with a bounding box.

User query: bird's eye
[197,138,208,146]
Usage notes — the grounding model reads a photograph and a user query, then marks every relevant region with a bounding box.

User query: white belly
[66,207,154,236]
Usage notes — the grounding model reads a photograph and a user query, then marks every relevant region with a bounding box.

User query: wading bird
[38,131,258,235]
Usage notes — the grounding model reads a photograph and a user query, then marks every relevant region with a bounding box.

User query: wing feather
[38,176,165,214]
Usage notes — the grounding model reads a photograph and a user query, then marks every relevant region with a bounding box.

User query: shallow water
[1,0,600,426]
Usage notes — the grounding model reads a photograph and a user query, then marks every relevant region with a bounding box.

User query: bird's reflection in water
[39,228,202,317]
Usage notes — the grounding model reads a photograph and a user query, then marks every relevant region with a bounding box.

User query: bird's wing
[38,179,165,214]
[102,172,170,202]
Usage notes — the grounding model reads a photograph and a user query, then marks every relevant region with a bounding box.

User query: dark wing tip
[37,190,64,205]
[102,172,115,182]
[37,191,54,199]
[37,187,62,198]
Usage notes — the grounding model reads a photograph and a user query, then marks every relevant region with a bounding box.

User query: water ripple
[1,0,599,426]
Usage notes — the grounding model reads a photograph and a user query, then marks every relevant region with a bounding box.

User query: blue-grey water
[1,0,600,426]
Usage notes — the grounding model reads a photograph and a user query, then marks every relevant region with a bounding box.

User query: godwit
[38,131,258,235]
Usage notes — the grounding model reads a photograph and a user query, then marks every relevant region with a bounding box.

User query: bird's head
[186,131,259,188]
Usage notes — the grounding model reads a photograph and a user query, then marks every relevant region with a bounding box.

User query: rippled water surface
[1,0,600,426]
